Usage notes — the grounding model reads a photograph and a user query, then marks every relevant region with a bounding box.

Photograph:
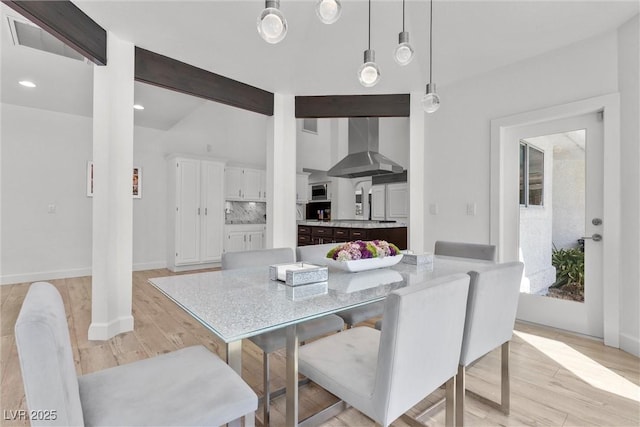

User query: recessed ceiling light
[19,80,36,88]
[133,104,145,110]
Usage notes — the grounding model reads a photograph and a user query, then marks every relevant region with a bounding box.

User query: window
[519,142,544,206]
[302,118,318,134]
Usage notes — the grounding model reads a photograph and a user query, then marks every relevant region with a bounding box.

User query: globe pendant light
[316,0,342,24]
[393,0,414,66]
[358,0,380,87]
[257,0,287,44]
[422,0,440,113]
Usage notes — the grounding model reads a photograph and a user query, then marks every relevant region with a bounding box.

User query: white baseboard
[133,261,167,271]
[169,261,221,272]
[1,261,168,285]
[1,267,92,286]
[619,332,640,357]
[88,315,135,341]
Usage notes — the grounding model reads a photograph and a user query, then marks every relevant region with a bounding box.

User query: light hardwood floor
[1,270,638,426]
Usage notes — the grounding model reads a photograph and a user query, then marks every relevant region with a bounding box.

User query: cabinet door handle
[249,235,252,242]
[205,208,208,215]
[198,208,201,215]
[259,191,261,198]
[244,235,246,242]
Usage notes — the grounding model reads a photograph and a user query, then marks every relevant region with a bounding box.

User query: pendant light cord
[368,0,371,50]
[429,0,433,86]
[402,0,405,32]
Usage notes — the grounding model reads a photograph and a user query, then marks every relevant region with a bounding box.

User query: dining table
[148,254,495,427]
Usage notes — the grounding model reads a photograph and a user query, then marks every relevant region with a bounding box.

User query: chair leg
[464,341,511,417]
[245,411,256,427]
[445,376,456,427]
[501,341,510,415]
[263,352,270,427]
[456,365,465,426]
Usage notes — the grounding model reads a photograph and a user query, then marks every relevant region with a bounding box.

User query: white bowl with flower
[325,240,403,272]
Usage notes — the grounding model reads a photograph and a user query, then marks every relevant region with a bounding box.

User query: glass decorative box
[401,251,434,266]
[286,282,328,300]
[269,263,329,287]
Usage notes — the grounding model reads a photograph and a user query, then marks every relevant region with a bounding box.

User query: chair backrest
[295,243,337,264]
[434,240,497,261]
[373,274,470,426]
[221,247,295,270]
[15,282,85,426]
[460,261,524,366]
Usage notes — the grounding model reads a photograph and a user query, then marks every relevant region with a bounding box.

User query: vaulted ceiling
[2,1,638,128]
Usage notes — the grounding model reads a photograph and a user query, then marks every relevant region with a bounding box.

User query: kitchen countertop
[297,220,407,228]
[225,221,266,225]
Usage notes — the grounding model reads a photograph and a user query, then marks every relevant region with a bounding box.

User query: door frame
[490,93,621,347]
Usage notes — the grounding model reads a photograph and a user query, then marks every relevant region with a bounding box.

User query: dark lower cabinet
[297,225,407,249]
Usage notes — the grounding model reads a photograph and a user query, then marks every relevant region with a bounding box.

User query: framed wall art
[87,162,143,198]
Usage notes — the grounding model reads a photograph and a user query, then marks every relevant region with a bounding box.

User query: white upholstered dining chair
[296,243,385,328]
[298,273,471,427]
[15,282,257,427]
[456,261,524,425]
[221,247,344,426]
[434,240,497,261]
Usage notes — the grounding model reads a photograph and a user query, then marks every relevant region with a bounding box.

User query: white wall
[425,27,638,353]
[379,117,410,168]
[297,118,332,171]
[159,101,268,168]
[1,97,269,284]
[132,125,169,270]
[617,14,640,356]
[1,104,93,283]
[424,30,618,249]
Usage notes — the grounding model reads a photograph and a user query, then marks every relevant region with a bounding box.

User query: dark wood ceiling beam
[2,0,107,65]
[295,94,410,118]
[135,47,275,116]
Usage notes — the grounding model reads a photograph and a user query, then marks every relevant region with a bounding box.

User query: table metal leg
[227,340,243,374]
[286,324,299,427]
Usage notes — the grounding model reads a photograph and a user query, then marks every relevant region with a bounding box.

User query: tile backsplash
[225,201,266,224]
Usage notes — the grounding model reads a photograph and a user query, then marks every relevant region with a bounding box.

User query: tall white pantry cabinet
[167,156,225,271]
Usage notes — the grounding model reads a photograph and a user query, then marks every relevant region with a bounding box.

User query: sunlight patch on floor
[514,330,640,402]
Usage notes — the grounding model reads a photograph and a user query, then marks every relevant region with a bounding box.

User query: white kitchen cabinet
[169,157,225,271]
[224,166,265,201]
[296,173,309,202]
[224,224,266,253]
[224,166,243,200]
[225,231,247,253]
[243,168,262,200]
[259,170,267,201]
[371,185,387,220]
[371,183,408,221]
[246,230,264,250]
[386,183,409,220]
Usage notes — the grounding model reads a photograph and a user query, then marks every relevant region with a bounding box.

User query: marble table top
[148,255,493,343]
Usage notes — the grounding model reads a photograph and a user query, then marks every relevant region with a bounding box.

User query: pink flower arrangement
[326,240,401,261]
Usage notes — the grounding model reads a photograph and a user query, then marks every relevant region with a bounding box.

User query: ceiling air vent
[7,16,85,62]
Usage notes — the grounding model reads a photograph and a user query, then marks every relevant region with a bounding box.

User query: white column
[409,92,426,253]
[89,32,135,340]
[266,94,297,249]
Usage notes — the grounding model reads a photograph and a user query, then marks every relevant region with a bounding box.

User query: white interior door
[513,112,604,337]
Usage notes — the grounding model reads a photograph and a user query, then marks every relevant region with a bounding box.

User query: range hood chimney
[327,118,404,178]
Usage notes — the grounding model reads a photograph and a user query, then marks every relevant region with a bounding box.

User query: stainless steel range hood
[327,117,404,178]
